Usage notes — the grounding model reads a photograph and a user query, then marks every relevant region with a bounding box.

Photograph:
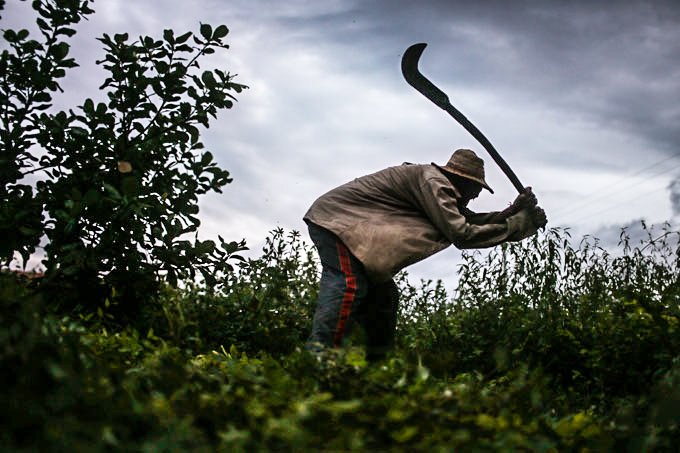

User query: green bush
[1,0,247,316]
[400,225,680,402]
[0,272,109,450]
[1,224,680,450]
[138,228,318,357]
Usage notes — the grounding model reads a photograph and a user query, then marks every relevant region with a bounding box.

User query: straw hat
[433,149,494,193]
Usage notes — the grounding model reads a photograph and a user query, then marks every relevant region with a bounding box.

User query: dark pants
[306,223,399,360]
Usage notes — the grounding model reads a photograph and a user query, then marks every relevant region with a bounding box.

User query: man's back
[305,163,534,281]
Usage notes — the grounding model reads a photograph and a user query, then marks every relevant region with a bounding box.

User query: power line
[558,181,672,226]
[550,154,680,220]
[550,153,680,217]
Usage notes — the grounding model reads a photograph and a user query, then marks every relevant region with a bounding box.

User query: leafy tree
[1,0,247,314]
[1,0,92,268]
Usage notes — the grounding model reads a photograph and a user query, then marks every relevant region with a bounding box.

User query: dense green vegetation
[2,226,680,451]
[2,2,679,451]
[1,0,247,317]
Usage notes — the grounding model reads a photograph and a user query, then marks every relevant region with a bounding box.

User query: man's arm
[415,176,538,249]
[460,207,503,225]
[464,188,538,224]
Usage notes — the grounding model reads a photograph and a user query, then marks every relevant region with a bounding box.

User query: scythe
[401,43,525,194]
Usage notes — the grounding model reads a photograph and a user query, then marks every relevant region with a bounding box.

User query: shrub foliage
[1,0,247,314]
[2,225,680,450]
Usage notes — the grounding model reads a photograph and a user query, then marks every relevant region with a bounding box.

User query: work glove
[512,187,538,210]
[529,205,547,229]
[499,187,538,220]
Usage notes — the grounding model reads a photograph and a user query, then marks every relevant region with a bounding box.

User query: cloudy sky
[4,0,680,285]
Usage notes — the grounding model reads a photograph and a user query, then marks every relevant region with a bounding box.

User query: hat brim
[433,163,494,194]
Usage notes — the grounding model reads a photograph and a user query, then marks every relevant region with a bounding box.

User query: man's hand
[529,205,547,229]
[496,187,538,221]
[512,187,538,211]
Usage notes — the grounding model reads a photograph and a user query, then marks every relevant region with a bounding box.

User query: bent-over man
[303,148,546,361]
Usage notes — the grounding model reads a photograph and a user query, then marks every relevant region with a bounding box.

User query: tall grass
[397,223,680,414]
[2,223,679,450]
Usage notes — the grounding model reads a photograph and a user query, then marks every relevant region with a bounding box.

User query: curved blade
[401,43,524,194]
[401,43,451,110]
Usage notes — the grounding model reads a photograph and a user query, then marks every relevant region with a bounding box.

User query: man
[303,148,546,361]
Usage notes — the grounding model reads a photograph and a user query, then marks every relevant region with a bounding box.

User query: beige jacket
[304,163,537,282]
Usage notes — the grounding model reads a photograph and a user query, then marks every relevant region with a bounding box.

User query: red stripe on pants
[333,240,357,347]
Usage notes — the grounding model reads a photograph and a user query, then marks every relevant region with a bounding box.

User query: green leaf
[213,25,229,39]
[114,33,129,44]
[155,60,169,74]
[34,92,52,103]
[83,98,95,114]
[200,151,213,165]
[103,183,121,199]
[50,42,70,60]
[197,240,215,254]
[200,23,213,40]
[70,126,88,136]
[163,29,174,43]
[175,31,192,44]
[61,58,79,68]
[201,71,216,88]
[391,426,419,443]
[56,27,77,38]
[3,29,17,42]
[187,125,199,143]
[36,18,50,31]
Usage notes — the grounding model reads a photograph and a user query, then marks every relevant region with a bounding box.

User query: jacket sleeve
[506,208,539,241]
[416,176,536,249]
[460,207,504,225]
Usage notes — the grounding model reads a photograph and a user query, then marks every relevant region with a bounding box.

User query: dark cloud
[588,217,675,248]
[670,176,680,216]
[587,218,643,247]
[271,0,680,155]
